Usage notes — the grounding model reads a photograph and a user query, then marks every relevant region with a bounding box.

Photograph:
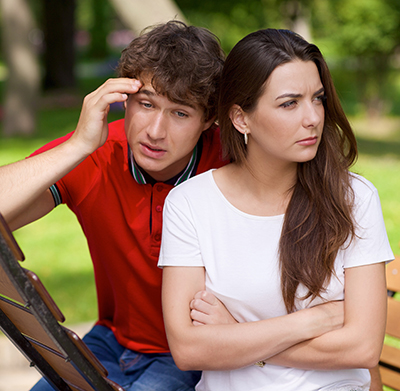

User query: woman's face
[243,60,325,168]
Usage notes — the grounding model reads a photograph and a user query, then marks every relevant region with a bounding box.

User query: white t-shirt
[158,170,394,391]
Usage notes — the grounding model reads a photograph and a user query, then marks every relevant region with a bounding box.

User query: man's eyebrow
[276,87,325,100]
[135,88,196,110]
[136,88,156,97]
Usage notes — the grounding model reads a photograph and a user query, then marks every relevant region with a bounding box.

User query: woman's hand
[190,290,238,326]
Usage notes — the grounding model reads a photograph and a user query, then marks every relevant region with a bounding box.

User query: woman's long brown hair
[218,29,358,313]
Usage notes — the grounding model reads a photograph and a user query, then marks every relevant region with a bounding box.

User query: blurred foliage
[1,0,400,125]
[313,0,400,116]
[174,0,283,52]
[175,0,400,117]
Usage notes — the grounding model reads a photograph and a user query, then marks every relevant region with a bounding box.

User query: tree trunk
[0,0,40,136]
[283,0,312,42]
[42,0,76,90]
[109,0,186,35]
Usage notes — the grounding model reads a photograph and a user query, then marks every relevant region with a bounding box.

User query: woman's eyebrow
[276,87,325,100]
[276,92,302,100]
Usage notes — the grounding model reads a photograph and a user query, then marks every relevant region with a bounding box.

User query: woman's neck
[213,160,297,217]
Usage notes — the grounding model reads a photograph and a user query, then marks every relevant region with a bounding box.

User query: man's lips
[143,143,165,152]
[140,143,167,158]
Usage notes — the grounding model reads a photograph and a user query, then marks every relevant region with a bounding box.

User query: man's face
[124,80,213,182]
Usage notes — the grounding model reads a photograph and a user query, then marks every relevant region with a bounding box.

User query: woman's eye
[315,94,326,104]
[281,100,296,108]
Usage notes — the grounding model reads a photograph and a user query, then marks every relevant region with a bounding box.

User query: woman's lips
[296,136,318,146]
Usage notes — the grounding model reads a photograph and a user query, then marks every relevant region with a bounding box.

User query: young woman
[158,29,393,391]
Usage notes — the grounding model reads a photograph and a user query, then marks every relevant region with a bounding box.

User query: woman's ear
[229,104,249,135]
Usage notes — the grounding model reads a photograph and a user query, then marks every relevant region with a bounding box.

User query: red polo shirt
[31,119,225,353]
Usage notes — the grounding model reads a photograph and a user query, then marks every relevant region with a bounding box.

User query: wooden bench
[0,213,124,391]
[379,255,400,390]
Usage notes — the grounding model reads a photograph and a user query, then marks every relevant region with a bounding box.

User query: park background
[0,0,400,389]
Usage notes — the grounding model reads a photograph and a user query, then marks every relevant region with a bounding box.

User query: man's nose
[147,113,167,140]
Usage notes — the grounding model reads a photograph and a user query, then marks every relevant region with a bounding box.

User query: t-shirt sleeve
[158,190,204,268]
[343,180,394,268]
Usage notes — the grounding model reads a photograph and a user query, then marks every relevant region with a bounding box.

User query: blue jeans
[30,325,201,391]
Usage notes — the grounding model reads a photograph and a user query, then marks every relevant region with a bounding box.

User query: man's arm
[0,78,142,230]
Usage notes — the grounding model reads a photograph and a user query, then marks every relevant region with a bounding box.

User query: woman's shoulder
[350,171,377,192]
[166,169,216,202]
[349,172,379,204]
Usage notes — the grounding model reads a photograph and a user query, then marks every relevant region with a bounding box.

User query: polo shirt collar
[128,143,200,186]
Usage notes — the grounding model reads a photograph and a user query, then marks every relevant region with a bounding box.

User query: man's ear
[202,116,217,131]
[229,104,249,135]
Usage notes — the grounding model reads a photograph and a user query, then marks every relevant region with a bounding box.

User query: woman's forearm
[265,263,387,370]
[162,267,343,371]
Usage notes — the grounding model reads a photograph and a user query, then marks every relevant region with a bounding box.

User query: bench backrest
[0,213,124,391]
[379,255,400,390]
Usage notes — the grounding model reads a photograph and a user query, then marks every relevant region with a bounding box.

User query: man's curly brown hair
[117,20,225,122]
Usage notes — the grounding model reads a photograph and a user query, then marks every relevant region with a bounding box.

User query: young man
[0,21,225,390]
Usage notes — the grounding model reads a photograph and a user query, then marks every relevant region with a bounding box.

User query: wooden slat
[380,255,400,390]
[0,299,60,352]
[33,343,96,391]
[25,269,65,323]
[379,365,400,391]
[64,328,107,377]
[0,265,25,304]
[387,256,400,293]
[0,213,24,262]
[105,378,125,391]
[380,344,400,368]
[386,297,400,339]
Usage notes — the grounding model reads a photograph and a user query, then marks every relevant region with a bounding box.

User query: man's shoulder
[29,119,127,158]
[107,118,127,142]
[198,126,227,171]
[201,126,220,148]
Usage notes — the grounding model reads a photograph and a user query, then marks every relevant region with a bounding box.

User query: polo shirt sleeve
[158,188,204,268]
[28,132,75,207]
[343,175,394,268]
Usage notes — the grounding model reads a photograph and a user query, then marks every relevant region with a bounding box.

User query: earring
[244,132,248,145]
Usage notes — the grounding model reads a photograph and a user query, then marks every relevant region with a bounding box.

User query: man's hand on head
[70,78,142,156]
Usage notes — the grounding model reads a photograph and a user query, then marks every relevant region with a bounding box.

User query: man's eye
[141,102,152,108]
[176,111,188,118]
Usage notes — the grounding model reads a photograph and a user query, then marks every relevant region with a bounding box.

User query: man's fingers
[97,78,142,96]
[85,78,142,108]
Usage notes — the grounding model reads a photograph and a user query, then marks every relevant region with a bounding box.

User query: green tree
[175,0,285,52]
[0,0,40,135]
[315,0,400,117]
